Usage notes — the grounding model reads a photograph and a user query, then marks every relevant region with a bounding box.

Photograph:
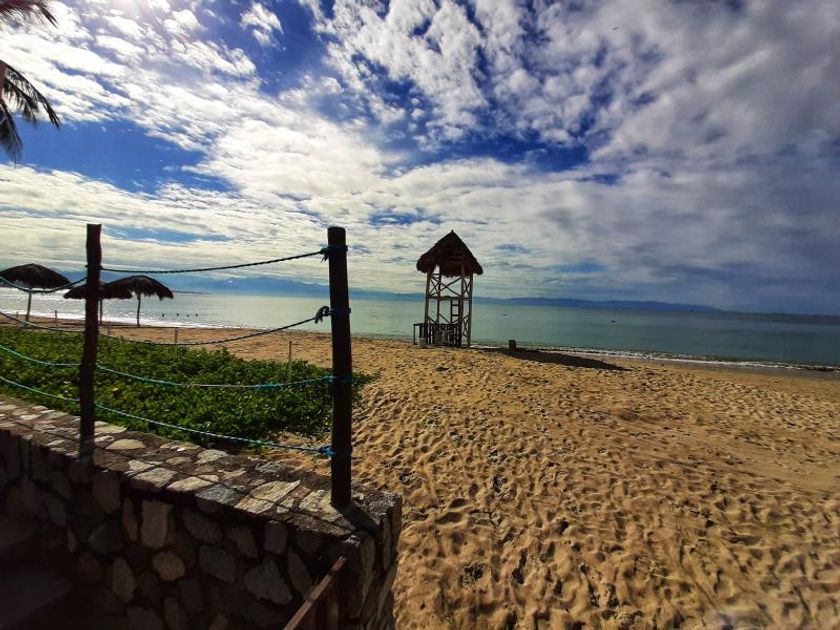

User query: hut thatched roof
[416,231,483,277]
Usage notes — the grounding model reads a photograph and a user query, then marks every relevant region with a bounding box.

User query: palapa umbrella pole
[136,294,141,327]
[25,293,32,322]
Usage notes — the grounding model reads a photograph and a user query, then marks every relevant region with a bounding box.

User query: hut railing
[413,321,462,346]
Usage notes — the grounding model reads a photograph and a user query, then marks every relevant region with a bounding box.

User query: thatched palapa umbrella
[64,281,133,324]
[106,276,174,327]
[0,263,71,321]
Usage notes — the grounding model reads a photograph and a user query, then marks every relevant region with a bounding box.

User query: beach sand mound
[77,325,840,629]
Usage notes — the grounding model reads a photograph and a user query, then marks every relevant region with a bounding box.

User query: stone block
[263,521,287,555]
[68,458,94,484]
[79,551,104,583]
[183,508,221,543]
[197,449,227,464]
[208,614,229,630]
[124,543,152,572]
[138,571,163,604]
[108,439,146,451]
[153,550,186,582]
[122,498,139,541]
[141,500,172,549]
[167,476,213,494]
[178,578,204,615]
[246,600,285,628]
[244,559,292,605]
[19,478,41,514]
[30,444,49,481]
[164,597,189,630]
[112,557,137,603]
[287,550,312,597]
[131,467,177,492]
[44,493,67,527]
[235,496,274,514]
[127,606,164,630]
[227,526,258,559]
[93,470,122,513]
[196,484,241,514]
[89,521,124,555]
[199,545,236,583]
[250,480,300,503]
[295,530,322,557]
[93,584,126,615]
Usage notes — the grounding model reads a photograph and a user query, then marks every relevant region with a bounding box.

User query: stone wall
[0,398,401,629]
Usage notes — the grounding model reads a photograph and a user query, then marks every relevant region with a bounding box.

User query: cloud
[241,3,283,46]
[0,1,838,313]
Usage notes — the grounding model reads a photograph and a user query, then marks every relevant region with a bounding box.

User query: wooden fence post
[79,224,101,460]
[327,227,352,509]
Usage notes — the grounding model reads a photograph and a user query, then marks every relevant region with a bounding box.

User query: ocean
[2,289,839,368]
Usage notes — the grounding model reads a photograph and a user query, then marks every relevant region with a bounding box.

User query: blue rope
[95,363,332,390]
[94,403,333,457]
[100,248,327,275]
[99,307,331,346]
[0,310,82,333]
[0,276,86,294]
[0,374,79,403]
[0,342,79,368]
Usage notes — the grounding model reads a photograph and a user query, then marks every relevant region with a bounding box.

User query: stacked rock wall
[0,398,401,629]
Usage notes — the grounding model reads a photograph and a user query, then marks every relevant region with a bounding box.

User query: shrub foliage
[0,327,366,445]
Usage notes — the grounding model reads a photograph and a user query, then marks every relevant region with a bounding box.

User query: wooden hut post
[467,273,474,347]
[79,224,101,460]
[423,270,432,344]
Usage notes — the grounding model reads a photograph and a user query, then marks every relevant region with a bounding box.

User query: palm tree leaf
[0,0,56,26]
[0,100,23,162]
[2,62,60,127]
[2,76,39,123]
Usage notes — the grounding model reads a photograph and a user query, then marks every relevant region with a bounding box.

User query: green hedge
[0,327,367,446]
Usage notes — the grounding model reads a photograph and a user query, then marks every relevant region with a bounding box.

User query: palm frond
[2,62,60,127]
[0,0,56,26]
[0,99,23,162]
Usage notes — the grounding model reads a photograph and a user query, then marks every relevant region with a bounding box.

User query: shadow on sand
[493,348,628,371]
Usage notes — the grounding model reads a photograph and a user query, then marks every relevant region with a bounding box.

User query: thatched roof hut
[416,230,483,277]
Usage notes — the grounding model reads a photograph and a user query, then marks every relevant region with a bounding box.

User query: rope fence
[0,309,84,333]
[0,224,355,508]
[97,306,334,346]
[0,276,87,293]
[0,373,80,404]
[98,244,347,275]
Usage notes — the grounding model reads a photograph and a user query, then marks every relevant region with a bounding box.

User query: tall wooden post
[79,224,101,460]
[327,226,352,508]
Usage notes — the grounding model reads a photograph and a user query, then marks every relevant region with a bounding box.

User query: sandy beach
[7,320,840,628]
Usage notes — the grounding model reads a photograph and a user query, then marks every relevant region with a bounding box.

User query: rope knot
[320,243,349,261]
[314,305,331,323]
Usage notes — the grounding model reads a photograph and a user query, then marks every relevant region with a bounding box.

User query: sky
[0,0,838,314]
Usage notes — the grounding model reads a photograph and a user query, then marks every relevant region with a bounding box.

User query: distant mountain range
[63,272,835,320]
[154,275,720,313]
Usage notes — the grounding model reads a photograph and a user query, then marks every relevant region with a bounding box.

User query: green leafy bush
[0,327,367,446]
